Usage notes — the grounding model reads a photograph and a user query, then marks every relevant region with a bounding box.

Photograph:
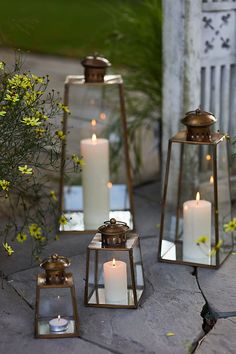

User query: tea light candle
[49,315,68,332]
[103,258,127,304]
[183,192,211,264]
[80,134,110,229]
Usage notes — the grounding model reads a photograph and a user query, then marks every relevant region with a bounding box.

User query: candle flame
[100,112,106,120]
[210,176,214,184]
[58,315,61,321]
[107,181,113,189]
[206,154,211,161]
[112,258,116,267]
[196,192,200,204]
[91,133,97,143]
[91,119,97,127]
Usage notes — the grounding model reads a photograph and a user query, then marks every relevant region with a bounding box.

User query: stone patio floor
[0,49,236,354]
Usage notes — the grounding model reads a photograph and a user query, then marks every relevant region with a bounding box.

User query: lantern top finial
[40,254,70,284]
[98,218,129,247]
[181,108,216,142]
[81,54,111,83]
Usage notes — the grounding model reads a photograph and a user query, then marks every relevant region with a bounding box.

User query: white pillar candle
[80,134,110,229]
[103,258,128,304]
[183,192,211,264]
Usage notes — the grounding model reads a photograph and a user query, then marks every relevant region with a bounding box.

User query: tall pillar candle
[80,134,109,229]
[103,259,128,304]
[183,192,211,264]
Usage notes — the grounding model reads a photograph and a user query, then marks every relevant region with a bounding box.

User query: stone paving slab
[0,280,113,354]
[195,317,236,354]
[8,237,205,354]
[197,253,236,318]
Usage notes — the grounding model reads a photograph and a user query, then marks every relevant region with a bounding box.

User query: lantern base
[86,287,143,309]
[36,319,77,339]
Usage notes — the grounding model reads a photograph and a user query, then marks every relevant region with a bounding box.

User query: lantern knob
[181,108,217,142]
[40,254,71,285]
[81,54,111,83]
[98,218,129,247]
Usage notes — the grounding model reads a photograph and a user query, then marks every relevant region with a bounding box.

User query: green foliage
[0,54,76,258]
[105,0,162,175]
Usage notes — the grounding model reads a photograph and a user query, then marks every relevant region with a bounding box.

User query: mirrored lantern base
[60,184,133,232]
[159,239,233,268]
[36,318,76,338]
[87,288,143,308]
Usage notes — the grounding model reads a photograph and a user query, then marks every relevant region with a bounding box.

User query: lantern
[158,108,233,268]
[35,254,79,338]
[84,218,144,308]
[59,54,134,234]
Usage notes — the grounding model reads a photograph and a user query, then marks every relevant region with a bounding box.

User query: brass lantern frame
[35,272,80,339]
[158,130,233,269]
[58,75,135,234]
[84,231,144,309]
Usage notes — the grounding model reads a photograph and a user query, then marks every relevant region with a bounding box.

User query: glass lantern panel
[86,233,140,306]
[60,77,133,232]
[132,238,144,302]
[37,287,76,336]
[160,141,219,266]
[216,138,232,264]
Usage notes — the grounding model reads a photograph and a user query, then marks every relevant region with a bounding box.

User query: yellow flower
[18,165,33,175]
[59,215,68,225]
[209,240,223,257]
[31,74,45,84]
[16,232,27,243]
[58,103,70,113]
[224,219,236,233]
[50,190,58,202]
[55,130,66,140]
[5,90,20,103]
[21,117,41,127]
[0,61,5,70]
[195,235,209,245]
[8,74,32,90]
[3,242,14,256]
[23,91,37,105]
[0,111,6,116]
[166,332,175,337]
[0,179,10,191]
[71,154,85,166]
[35,127,46,138]
[29,223,42,239]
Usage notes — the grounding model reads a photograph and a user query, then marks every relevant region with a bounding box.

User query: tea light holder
[35,254,79,338]
[158,108,233,268]
[84,218,144,308]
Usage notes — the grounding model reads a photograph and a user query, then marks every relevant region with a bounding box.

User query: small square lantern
[84,218,144,308]
[59,54,134,234]
[35,254,79,338]
[158,108,233,268]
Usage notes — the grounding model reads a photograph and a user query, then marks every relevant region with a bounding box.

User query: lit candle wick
[91,133,97,144]
[210,176,214,184]
[58,315,61,322]
[91,119,97,127]
[112,258,116,267]
[196,192,200,205]
[107,181,112,189]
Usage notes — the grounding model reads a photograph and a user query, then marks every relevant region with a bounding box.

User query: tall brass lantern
[158,108,233,269]
[35,254,79,338]
[59,54,134,234]
[84,218,144,308]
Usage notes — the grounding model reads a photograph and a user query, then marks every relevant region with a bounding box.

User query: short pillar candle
[103,258,128,304]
